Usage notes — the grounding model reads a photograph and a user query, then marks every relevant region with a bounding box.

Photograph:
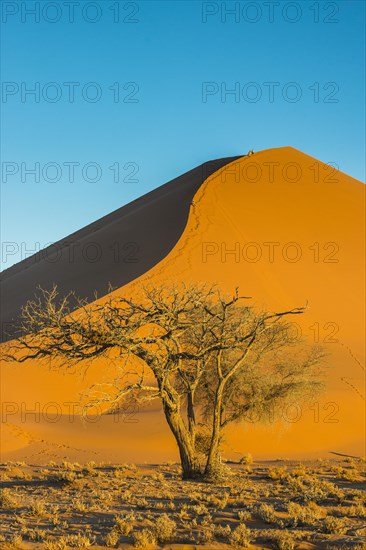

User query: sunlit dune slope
[1,147,364,462]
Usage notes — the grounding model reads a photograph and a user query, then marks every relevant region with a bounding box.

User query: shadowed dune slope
[0,156,239,342]
[1,146,365,462]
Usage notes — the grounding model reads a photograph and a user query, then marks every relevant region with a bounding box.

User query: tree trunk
[204,383,224,478]
[162,400,201,479]
[187,390,196,443]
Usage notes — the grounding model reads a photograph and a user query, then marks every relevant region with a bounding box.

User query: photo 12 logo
[1,240,140,267]
[201,81,339,103]
[240,401,340,424]
[1,82,140,104]
[1,160,140,184]
[201,2,340,24]
[216,159,340,184]
[1,1,140,24]
[1,401,140,424]
[201,241,340,264]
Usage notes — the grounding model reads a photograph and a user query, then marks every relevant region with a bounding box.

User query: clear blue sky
[1,0,365,269]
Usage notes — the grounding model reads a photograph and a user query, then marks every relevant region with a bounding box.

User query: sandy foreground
[1,458,365,549]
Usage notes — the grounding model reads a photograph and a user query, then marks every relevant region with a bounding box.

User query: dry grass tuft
[133,528,156,548]
[230,524,252,548]
[255,502,277,523]
[29,497,48,517]
[321,515,348,534]
[0,488,19,508]
[153,513,176,543]
[287,501,325,526]
[239,453,254,465]
[273,530,297,550]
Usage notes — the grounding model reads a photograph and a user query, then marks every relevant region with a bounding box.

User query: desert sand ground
[1,458,365,549]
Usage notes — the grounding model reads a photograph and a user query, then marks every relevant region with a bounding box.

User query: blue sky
[1,0,365,269]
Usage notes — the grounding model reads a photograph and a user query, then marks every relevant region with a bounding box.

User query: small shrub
[21,527,47,542]
[192,503,209,516]
[268,467,287,480]
[61,461,76,470]
[7,467,26,479]
[255,502,276,523]
[208,492,229,510]
[287,501,325,526]
[167,500,175,510]
[151,472,165,482]
[230,524,252,549]
[238,510,251,522]
[240,454,253,465]
[44,538,68,550]
[286,475,343,503]
[29,498,48,517]
[133,528,156,548]
[322,516,347,534]
[134,497,148,509]
[114,513,135,535]
[104,529,119,547]
[8,533,23,548]
[179,504,191,520]
[215,524,231,539]
[349,504,366,518]
[0,488,18,508]
[153,513,176,543]
[205,461,233,483]
[72,499,93,513]
[16,518,27,529]
[274,531,296,550]
[66,533,95,547]
[113,466,126,478]
[341,468,360,482]
[83,463,98,476]
[54,470,77,483]
[197,522,215,544]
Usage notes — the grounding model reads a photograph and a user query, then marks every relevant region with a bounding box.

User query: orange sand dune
[1,147,365,462]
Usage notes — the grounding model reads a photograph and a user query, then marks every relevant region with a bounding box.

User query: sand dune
[1,146,364,462]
